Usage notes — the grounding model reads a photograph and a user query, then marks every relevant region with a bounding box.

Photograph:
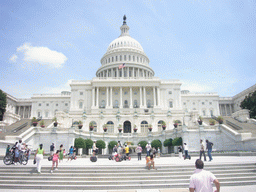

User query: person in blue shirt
[67,146,74,161]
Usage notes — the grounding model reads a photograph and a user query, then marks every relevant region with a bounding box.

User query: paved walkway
[0,155,256,191]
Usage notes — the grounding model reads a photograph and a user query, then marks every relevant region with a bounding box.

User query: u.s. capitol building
[2,16,256,154]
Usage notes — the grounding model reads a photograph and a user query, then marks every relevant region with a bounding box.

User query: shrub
[31,117,38,123]
[74,137,86,149]
[172,137,182,146]
[209,119,216,125]
[151,140,162,149]
[138,141,147,149]
[85,139,93,149]
[163,138,173,147]
[96,140,106,149]
[108,141,118,149]
[216,116,224,124]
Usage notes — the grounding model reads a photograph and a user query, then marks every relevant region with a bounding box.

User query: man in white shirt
[189,159,220,192]
[183,143,191,160]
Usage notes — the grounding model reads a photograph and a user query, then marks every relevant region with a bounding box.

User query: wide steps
[0,163,255,190]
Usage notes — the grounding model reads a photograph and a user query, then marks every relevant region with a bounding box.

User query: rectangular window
[169,101,173,108]
[56,104,58,107]
[65,103,68,106]
[46,103,49,106]
[120,55,122,61]
[39,103,41,106]
[45,112,48,118]
[202,102,205,105]
[209,102,212,105]
[79,102,83,109]
[80,92,83,95]
[124,55,126,61]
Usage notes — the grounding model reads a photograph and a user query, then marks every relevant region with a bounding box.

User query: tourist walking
[59,144,64,163]
[125,145,129,157]
[5,145,10,156]
[178,145,183,159]
[184,143,191,160]
[50,143,55,156]
[189,159,220,192]
[146,143,151,156]
[51,150,59,173]
[157,147,161,158]
[199,139,206,161]
[34,144,44,173]
[67,146,74,161]
[136,144,142,160]
[206,140,213,161]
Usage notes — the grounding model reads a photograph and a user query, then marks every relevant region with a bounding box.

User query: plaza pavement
[0,155,255,192]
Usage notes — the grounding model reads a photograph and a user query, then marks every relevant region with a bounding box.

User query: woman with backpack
[34,144,44,173]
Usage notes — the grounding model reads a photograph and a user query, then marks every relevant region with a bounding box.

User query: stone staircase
[0,163,255,190]
[223,117,256,137]
[0,119,53,140]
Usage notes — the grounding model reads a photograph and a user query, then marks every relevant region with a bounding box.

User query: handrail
[12,122,28,133]
[226,120,243,130]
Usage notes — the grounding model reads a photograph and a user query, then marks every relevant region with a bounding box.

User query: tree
[138,141,147,149]
[85,139,93,149]
[0,89,7,121]
[151,140,162,149]
[108,141,118,149]
[96,140,106,149]
[240,91,256,119]
[163,138,173,147]
[74,138,86,149]
[172,137,183,146]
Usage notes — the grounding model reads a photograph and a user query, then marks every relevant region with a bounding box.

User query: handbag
[48,156,53,161]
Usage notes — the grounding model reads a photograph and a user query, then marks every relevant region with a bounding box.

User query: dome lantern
[120,15,130,37]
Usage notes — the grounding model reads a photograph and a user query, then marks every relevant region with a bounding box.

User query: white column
[110,87,113,108]
[133,67,134,78]
[106,87,109,107]
[143,87,146,107]
[157,87,160,107]
[92,88,95,107]
[229,104,232,116]
[111,68,113,78]
[153,87,156,107]
[130,87,133,108]
[18,106,20,116]
[140,87,142,108]
[120,87,123,108]
[224,104,227,116]
[96,87,99,107]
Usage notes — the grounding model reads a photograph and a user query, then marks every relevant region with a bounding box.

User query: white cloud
[11,43,67,68]
[9,54,18,62]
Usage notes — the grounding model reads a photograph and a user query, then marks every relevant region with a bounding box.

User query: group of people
[34,143,69,173]
[6,140,31,165]
[178,139,214,162]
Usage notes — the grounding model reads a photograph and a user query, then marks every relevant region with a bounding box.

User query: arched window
[79,101,83,109]
[147,100,151,108]
[101,100,105,108]
[158,120,164,132]
[108,58,110,63]
[140,121,148,133]
[134,100,138,108]
[112,57,114,62]
[124,100,128,108]
[107,121,114,133]
[114,100,119,108]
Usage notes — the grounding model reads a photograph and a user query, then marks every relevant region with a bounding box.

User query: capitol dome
[96,15,154,78]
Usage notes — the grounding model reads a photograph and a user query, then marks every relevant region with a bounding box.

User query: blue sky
[1,0,255,98]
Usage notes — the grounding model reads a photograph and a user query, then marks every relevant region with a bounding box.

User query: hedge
[108,141,118,149]
[85,139,93,149]
[74,137,86,149]
[172,137,183,146]
[163,138,173,147]
[96,140,106,149]
[138,141,147,149]
[151,140,162,149]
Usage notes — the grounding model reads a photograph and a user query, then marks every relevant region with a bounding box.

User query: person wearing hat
[34,144,44,173]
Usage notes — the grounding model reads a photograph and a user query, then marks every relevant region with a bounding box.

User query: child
[146,155,156,170]
[51,150,59,173]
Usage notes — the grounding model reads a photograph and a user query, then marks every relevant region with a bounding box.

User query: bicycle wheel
[21,156,28,165]
[3,155,12,165]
